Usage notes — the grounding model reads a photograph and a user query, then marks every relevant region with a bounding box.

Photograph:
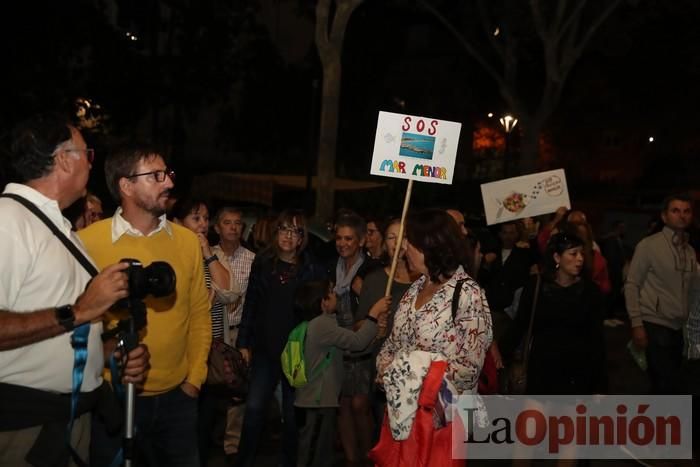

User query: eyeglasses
[278,225,303,238]
[126,168,176,183]
[64,148,95,164]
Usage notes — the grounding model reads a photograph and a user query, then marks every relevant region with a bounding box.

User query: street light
[499,114,518,177]
[499,115,518,133]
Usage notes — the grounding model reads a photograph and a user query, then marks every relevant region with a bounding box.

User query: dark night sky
[2,0,700,212]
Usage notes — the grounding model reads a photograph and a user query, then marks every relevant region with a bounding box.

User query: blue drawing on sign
[399,132,435,160]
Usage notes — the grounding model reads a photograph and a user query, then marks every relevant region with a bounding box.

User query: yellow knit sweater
[79,218,211,395]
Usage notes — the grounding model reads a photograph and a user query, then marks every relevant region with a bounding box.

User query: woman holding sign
[356,218,419,442]
[374,209,492,460]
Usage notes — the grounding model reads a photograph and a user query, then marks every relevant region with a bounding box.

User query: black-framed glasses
[126,168,176,183]
[277,225,303,238]
[64,148,95,164]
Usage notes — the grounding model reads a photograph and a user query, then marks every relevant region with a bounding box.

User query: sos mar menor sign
[370,111,462,185]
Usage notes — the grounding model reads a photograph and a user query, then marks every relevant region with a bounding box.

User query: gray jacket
[294,313,377,408]
[624,227,697,330]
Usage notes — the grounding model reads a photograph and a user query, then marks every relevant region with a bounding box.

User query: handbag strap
[417,360,448,408]
[450,279,466,322]
[222,294,233,346]
[521,273,542,372]
[0,193,98,277]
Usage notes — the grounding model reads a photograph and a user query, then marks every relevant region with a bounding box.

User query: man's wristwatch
[55,304,76,332]
[204,254,219,266]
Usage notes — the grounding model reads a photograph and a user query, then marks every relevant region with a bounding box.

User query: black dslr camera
[104,258,176,342]
[121,258,176,301]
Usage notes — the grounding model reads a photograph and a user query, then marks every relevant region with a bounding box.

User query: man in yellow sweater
[79,145,211,466]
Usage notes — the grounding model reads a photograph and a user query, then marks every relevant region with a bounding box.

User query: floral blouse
[377,266,493,396]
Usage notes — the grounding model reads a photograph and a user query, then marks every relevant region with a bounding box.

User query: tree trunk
[314,0,363,221]
[315,59,341,221]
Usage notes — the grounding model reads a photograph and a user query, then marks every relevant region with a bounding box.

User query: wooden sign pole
[384,179,414,296]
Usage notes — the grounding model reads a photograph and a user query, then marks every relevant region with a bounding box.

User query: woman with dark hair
[565,222,611,295]
[235,210,327,467]
[171,198,239,325]
[508,232,607,466]
[376,209,492,442]
[171,197,242,464]
[358,218,419,343]
[506,232,607,396]
[351,215,388,295]
[364,216,387,262]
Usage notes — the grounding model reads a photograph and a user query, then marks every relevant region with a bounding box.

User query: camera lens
[143,261,176,297]
[119,258,176,300]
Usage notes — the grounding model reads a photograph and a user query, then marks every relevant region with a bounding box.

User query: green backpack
[281,321,334,388]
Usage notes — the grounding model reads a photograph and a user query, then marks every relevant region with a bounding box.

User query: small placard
[480,169,571,225]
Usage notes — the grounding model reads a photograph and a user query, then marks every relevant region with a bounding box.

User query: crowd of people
[0,113,699,467]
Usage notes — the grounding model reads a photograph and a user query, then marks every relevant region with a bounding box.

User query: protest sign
[370,111,462,296]
[370,111,462,185]
[480,169,571,225]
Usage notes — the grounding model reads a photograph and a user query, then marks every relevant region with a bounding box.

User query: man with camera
[0,114,150,466]
[79,145,211,466]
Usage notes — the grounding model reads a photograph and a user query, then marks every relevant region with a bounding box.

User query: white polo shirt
[0,183,103,393]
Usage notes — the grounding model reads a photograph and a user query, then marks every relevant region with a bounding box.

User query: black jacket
[505,276,608,395]
[480,247,534,312]
[236,250,328,357]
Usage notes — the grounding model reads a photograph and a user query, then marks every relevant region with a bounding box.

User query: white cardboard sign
[370,111,462,185]
[480,169,571,225]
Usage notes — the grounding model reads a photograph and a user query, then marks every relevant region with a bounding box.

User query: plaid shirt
[212,244,255,327]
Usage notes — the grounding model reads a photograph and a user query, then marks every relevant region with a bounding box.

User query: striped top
[204,261,225,339]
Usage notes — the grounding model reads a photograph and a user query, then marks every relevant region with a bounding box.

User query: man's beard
[135,191,169,217]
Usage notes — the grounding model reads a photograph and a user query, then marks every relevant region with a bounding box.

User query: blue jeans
[91,386,200,467]
[236,351,297,467]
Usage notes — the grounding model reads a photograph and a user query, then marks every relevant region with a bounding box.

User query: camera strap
[0,193,97,467]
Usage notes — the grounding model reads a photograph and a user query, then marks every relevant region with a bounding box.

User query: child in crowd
[294,280,390,467]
